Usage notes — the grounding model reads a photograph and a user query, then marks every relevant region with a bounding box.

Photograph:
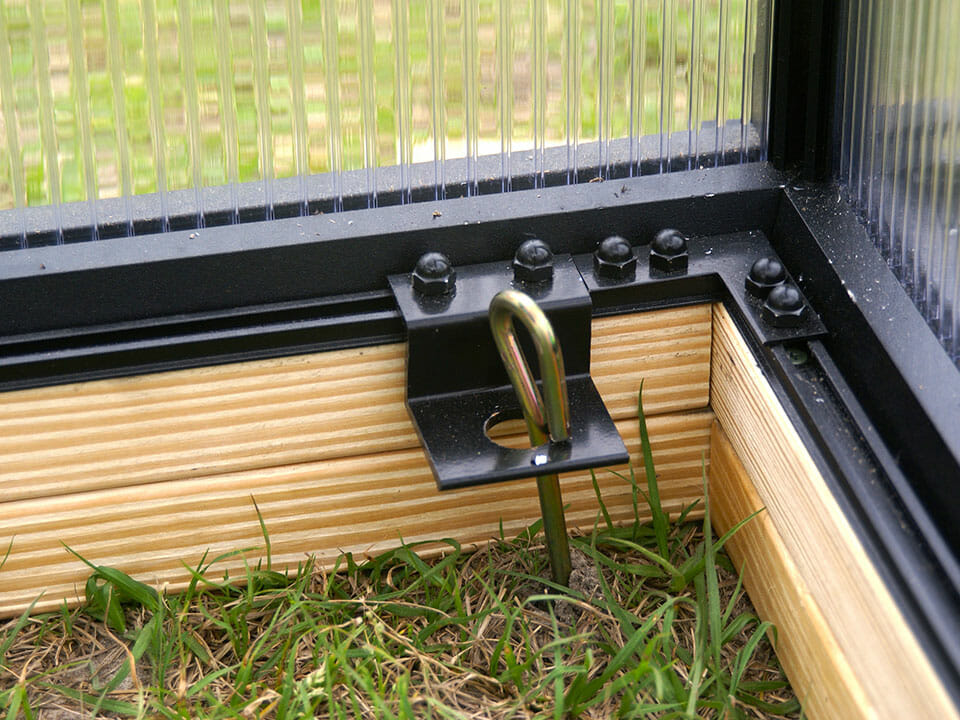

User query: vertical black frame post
[768,0,842,179]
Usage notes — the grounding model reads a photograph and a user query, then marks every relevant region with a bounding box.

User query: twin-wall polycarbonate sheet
[837,0,960,364]
[0,0,773,248]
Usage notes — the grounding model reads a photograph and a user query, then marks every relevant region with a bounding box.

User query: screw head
[412,252,456,296]
[762,282,806,328]
[649,228,689,273]
[513,239,554,282]
[593,236,637,280]
[745,256,787,297]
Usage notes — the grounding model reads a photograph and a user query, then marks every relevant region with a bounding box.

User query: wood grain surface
[709,422,871,720]
[0,305,711,502]
[0,305,712,616]
[0,411,713,616]
[710,302,958,720]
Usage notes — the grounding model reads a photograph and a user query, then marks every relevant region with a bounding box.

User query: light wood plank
[709,422,872,720]
[710,302,958,720]
[0,305,711,502]
[0,411,712,616]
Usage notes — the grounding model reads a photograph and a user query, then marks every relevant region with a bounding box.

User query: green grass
[0,392,800,718]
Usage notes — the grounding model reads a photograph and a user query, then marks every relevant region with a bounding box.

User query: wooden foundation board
[709,422,870,719]
[0,305,712,615]
[0,305,711,503]
[710,302,958,720]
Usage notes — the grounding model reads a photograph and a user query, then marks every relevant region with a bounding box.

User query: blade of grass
[730,619,778,692]
[723,561,748,626]
[250,495,272,572]
[0,596,40,665]
[590,469,614,532]
[638,383,669,558]
[672,508,765,591]
[63,543,159,612]
[596,534,681,580]
[3,685,23,720]
[735,690,802,715]
[685,573,709,718]
[41,684,139,715]
[702,459,725,702]
[0,537,12,571]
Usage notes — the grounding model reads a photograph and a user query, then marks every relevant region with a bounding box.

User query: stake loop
[489,289,572,586]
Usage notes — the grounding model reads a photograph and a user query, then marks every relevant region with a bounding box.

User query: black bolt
[593,236,637,280]
[411,252,456,296]
[762,282,806,328]
[513,239,554,282]
[649,228,688,273]
[745,256,787,297]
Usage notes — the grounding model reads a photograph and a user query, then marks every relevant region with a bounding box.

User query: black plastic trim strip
[0,290,402,391]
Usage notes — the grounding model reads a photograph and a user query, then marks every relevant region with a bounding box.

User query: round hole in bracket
[483,408,535,449]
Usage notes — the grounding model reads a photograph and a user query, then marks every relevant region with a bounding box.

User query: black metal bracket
[388,255,629,491]
[387,230,824,493]
[576,230,827,346]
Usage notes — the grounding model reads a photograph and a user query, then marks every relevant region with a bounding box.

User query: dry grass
[0,509,799,719]
[1,392,800,719]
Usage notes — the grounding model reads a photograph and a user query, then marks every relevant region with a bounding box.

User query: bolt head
[513,239,554,282]
[412,252,456,296]
[762,282,806,327]
[649,228,689,273]
[745,256,787,297]
[593,236,637,280]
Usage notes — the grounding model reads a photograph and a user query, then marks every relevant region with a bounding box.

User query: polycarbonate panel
[837,0,960,365]
[0,0,774,248]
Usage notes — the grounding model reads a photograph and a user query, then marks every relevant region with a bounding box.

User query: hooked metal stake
[489,289,572,586]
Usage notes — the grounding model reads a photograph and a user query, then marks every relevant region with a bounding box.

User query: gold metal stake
[489,289,572,586]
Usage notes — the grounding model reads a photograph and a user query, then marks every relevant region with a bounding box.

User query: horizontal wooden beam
[710,302,958,720]
[0,305,711,502]
[0,410,712,616]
